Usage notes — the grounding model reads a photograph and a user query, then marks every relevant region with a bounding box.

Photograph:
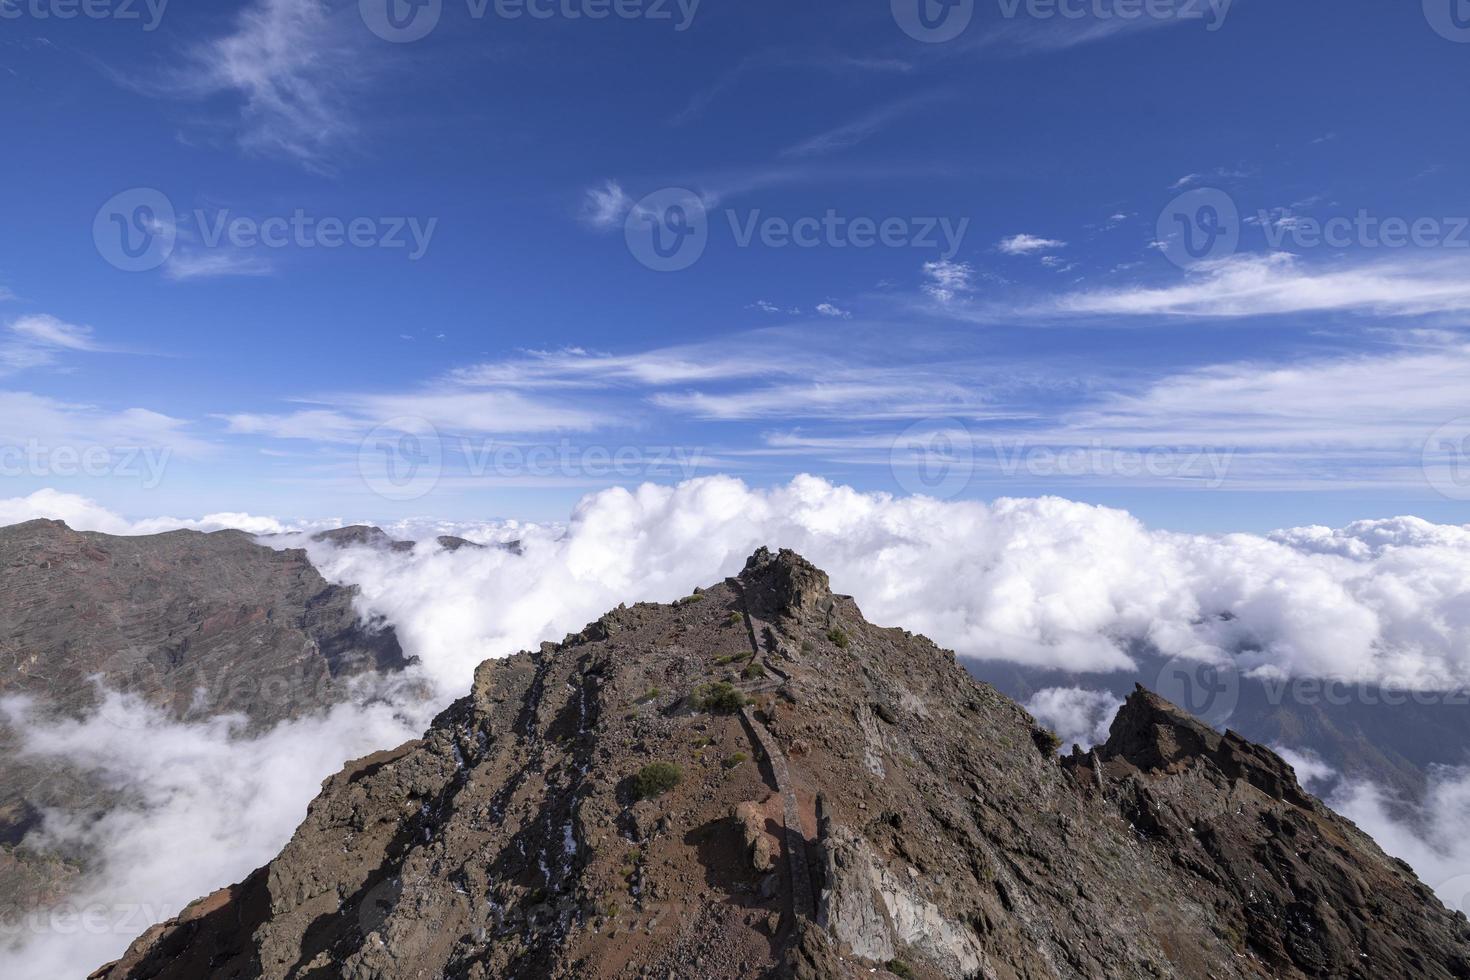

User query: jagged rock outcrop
[310,525,510,555]
[92,548,1470,979]
[0,519,410,925]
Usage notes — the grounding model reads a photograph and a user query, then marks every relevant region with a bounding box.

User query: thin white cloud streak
[651,381,967,421]
[0,391,213,457]
[449,343,780,389]
[163,251,275,282]
[1080,345,1470,443]
[964,1,1222,55]
[1040,254,1470,319]
[1,315,107,374]
[780,94,938,158]
[219,389,612,444]
[998,233,1067,255]
[669,50,913,126]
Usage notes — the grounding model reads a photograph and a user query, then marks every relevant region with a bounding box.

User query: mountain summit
[92,548,1470,979]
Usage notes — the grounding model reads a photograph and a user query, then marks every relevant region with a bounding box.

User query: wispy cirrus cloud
[966,0,1233,55]
[781,93,941,158]
[579,181,635,230]
[1040,254,1470,319]
[998,233,1067,256]
[1,314,108,374]
[0,390,213,456]
[132,0,365,171]
[163,250,276,282]
[669,49,914,126]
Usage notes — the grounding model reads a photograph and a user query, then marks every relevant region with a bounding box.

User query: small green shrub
[800,639,813,653]
[694,682,747,714]
[714,654,743,666]
[722,752,748,769]
[827,627,850,649]
[1033,729,1063,755]
[886,960,914,979]
[635,687,661,703]
[727,611,742,625]
[741,663,766,680]
[632,762,683,800]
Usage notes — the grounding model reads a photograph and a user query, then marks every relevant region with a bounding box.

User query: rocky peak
[1091,684,1313,807]
[1096,684,1222,771]
[738,546,834,618]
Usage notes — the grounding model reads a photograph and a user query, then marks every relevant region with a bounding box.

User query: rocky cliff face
[92,549,1470,979]
[0,519,409,921]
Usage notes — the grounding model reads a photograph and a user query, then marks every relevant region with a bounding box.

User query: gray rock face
[0,519,409,921]
[90,549,1470,980]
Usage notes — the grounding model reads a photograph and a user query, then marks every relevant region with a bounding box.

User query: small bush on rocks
[632,762,682,800]
[694,682,747,714]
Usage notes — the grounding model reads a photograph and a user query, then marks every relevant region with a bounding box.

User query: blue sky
[2,0,1470,531]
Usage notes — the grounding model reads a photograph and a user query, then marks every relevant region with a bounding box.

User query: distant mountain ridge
[0,518,411,924]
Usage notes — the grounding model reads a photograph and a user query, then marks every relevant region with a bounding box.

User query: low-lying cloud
[5,476,1470,974]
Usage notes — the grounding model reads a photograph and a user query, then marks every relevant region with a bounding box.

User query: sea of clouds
[2,476,1470,975]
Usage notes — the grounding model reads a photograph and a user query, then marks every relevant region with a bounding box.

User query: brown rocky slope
[92,548,1470,979]
[0,518,410,921]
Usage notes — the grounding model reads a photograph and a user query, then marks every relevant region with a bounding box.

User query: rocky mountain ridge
[0,518,410,926]
[91,548,1470,979]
